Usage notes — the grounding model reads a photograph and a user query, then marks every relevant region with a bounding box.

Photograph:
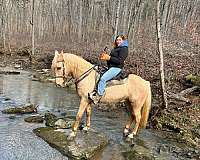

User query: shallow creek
[0,71,195,160]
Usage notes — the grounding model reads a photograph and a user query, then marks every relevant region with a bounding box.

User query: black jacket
[107,46,128,69]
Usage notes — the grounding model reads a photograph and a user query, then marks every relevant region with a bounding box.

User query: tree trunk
[78,0,83,41]
[161,0,171,33]
[114,0,121,37]
[156,0,168,109]
[31,0,35,57]
[1,0,6,49]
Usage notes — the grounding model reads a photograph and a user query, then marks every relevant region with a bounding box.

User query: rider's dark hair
[113,35,128,48]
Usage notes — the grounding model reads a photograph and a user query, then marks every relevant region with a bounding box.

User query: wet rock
[8,115,16,119]
[44,113,74,129]
[122,144,154,160]
[44,113,58,127]
[4,97,11,101]
[33,127,108,160]
[24,115,44,123]
[54,119,68,129]
[2,103,38,114]
[0,70,20,75]
[119,138,155,160]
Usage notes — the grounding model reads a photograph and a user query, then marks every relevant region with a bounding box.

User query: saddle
[94,66,128,88]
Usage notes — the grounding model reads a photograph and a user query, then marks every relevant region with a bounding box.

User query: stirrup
[88,91,96,101]
[88,91,102,104]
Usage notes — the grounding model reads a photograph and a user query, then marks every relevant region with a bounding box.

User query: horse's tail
[139,81,151,129]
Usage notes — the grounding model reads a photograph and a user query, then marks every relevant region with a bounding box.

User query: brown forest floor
[0,38,199,148]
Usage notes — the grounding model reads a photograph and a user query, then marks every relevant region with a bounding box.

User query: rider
[89,34,128,104]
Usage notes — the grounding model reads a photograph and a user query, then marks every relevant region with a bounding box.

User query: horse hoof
[123,128,130,137]
[127,133,135,139]
[82,126,89,132]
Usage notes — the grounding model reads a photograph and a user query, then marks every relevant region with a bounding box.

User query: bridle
[54,60,66,79]
[54,59,97,85]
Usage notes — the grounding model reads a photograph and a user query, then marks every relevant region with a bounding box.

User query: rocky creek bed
[0,60,199,159]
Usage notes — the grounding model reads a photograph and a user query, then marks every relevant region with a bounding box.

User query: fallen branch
[179,86,199,96]
[167,91,190,103]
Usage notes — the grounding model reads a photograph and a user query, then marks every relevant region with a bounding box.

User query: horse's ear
[60,50,64,55]
[55,50,59,56]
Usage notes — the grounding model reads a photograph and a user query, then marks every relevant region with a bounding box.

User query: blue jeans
[97,67,122,96]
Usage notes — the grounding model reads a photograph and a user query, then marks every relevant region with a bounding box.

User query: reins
[55,60,98,85]
[74,65,97,85]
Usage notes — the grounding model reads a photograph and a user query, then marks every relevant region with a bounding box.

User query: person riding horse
[89,34,128,104]
[52,49,151,138]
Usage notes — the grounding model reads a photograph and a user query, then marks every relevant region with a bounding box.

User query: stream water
[0,70,196,160]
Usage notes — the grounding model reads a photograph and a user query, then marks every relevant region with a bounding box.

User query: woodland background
[0,0,199,51]
[0,0,199,115]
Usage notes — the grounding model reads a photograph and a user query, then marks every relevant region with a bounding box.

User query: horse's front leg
[83,104,92,131]
[69,98,88,138]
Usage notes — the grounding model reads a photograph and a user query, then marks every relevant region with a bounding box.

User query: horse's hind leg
[124,115,134,136]
[124,101,134,136]
[128,101,144,138]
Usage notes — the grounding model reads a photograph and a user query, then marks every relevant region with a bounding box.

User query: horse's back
[128,74,149,83]
[127,74,150,91]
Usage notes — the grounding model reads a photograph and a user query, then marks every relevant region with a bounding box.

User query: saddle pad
[95,72,127,88]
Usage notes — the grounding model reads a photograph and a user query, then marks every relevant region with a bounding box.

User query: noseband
[54,60,66,79]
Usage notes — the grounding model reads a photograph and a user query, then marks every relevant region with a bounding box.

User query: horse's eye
[57,67,61,70]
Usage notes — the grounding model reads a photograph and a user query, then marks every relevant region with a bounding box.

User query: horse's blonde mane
[64,53,93,77]
[65,53,92,67]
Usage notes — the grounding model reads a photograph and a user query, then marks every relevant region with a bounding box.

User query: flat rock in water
[2,103,37,114]
[24,115,44,123]
[33,127,108,160]
[0,70,20,75]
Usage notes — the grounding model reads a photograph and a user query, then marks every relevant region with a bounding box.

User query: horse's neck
[67,54,93,79]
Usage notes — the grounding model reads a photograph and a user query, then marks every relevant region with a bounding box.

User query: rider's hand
[99,52,110,61]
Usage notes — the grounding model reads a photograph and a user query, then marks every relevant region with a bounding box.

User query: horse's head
[51,50,66,87]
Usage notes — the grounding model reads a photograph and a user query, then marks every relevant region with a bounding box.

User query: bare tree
[114,0,121,37]
[161,0,171,33]
[31,0,35,56]
[0,0,199,55]
[78,0,83,41]
[156,0,168,109]
[1,0,6,49]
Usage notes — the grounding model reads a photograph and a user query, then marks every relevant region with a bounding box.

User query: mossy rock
[186,74,200,86]
[44,113,58,127]
[121,143,154,160]
[2,103,37,114]
[24,115,44,123]
[33,127,108,159]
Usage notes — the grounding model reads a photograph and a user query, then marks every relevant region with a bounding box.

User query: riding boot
[88,91,102,104]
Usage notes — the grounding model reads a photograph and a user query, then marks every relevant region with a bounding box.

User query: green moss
[122,145,154,160]
[186,74,200,86]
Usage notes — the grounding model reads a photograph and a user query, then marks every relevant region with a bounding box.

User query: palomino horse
[51,50,151,139]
